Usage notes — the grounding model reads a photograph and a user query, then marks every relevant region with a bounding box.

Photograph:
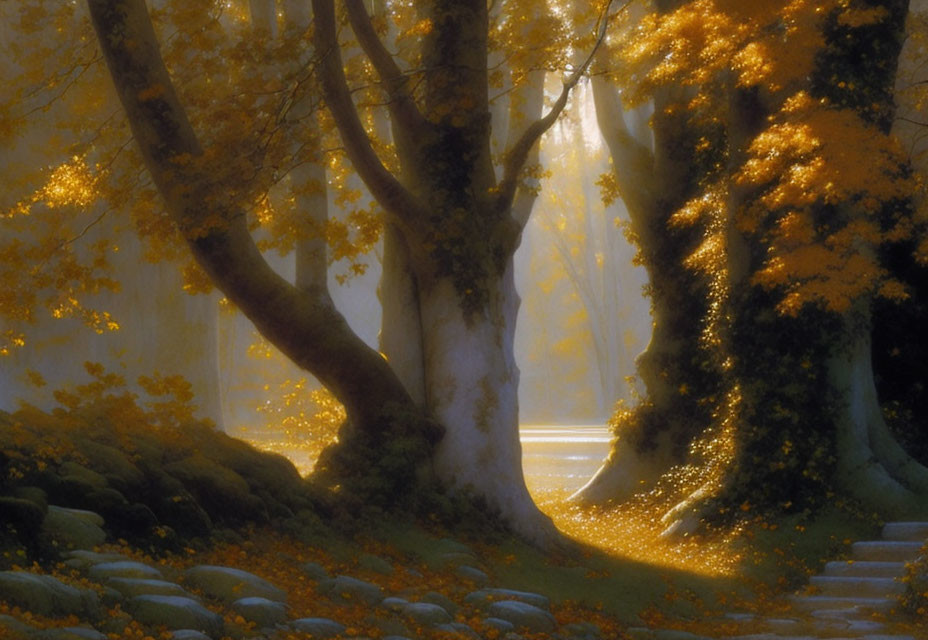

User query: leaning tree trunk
[88,0,441,505]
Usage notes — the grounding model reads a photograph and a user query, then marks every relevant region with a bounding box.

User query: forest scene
[2,0,928,638]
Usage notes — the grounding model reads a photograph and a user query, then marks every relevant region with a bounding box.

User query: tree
[583,0,928,526]
[78,0,616,544]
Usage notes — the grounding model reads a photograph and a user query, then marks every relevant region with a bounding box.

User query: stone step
[723,636,914,640]
[788,594,896,614]
[851,540,923,562]
[882,521,928,542]
[823,560,907,578]
[803,617,888,636]
[807,575,905,598]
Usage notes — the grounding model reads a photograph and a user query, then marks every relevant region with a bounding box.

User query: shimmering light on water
[520,424,610,493]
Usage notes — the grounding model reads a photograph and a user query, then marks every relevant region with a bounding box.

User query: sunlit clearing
[239,385,343,476]
[532,487,742,577]
[527,399,742,578]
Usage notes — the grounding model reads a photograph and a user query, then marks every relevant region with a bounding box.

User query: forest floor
[0,403,926,639]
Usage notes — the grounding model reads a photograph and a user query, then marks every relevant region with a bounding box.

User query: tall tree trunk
[573,74,718,504]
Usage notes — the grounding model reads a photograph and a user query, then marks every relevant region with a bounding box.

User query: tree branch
[86,0,418,432]
[495,0,619,220]
[311,0,429,228]
[343,0,426,134]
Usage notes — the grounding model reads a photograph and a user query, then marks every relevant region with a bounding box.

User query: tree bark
[573,74,717,504]
[86,0,438,499]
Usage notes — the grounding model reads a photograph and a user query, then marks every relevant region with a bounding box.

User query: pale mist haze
[0,84,651,437]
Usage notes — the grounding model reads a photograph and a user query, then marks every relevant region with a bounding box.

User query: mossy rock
[164,454,267,524]
[152,493,212,539]
[73,440,145,494]
[58,462,108,489]
[0,496,46,543]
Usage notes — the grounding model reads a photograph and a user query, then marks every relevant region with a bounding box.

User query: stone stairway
[722,522,928,640]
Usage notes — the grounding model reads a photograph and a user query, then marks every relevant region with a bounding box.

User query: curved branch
[86,0,417,432]
[495,0,619,220]
[312,0,429,227]
[343,0,426,134]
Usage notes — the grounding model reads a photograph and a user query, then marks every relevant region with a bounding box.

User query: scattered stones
[380,596,409,612]
[42,506,106,550]
[359,553,394,575]
[483,617,516,632]
[487,600,557,633]
[0,496,46,541]
[0,613,38,636]
[301,561,330,581]
[420,591,459,616]
[170,631,213,640]
[33,626,108,640]
[0,571,98,618]
[126,595,224,638]
[289,617,347,637]
[183,565,286,604]
[88,561,163,581]
[63,550,130,569]
[105,577,191,599]
[456,565,490,586]
[434,621,481,638]
[465,588,550,610]
[231,596,289,628]
[401,601,453,625]
[317,575,384,606]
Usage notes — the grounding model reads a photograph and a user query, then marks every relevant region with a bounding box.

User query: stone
[359,553,394,575]
[163,455,266,524]
[126,595,224,637]
[301,561,330,581]
[88,561,163,581]
[42,506,106,550]
[433,552,475,568]
[171,632,213,640]
[317,575,384,605]
[105,578,190,599]
[0,613,38,637]
[34,627,108,640]
[456,565,490,586]
[483,617,516,633]
[75,440,145,493]
[487,601,556,633]
[563,621,602,638]
[58,462,108,489]
[0,571,98,618]
[652,631,712,640]
[230,596,288,628]
[420,591,458,616]
[380,597,409,612]
[0,496,46,539]
[436,538,475,556]
[465,588,550,610]
[184,565,286,604]
[63,550,131,569]
[11,486,48,510]
[402,602,453,625]
[289,617,346,638]
[433,622,480,638]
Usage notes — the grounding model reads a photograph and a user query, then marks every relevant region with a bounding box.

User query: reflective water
[520,424,611,492]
